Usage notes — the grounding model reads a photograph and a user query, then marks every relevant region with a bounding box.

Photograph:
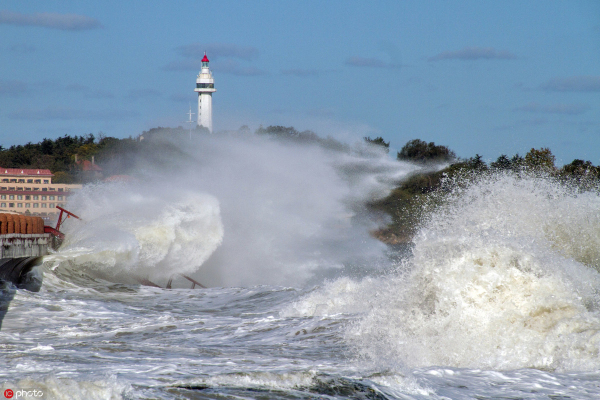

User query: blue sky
[1,0,599,164]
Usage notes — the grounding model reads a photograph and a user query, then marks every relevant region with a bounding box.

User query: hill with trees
[2,125,599,244]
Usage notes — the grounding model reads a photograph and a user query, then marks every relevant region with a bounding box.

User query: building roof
[202,54,209,62]
[0,168,53,177]
[76,160,102,172]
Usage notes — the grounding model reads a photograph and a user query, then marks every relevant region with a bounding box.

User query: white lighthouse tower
[194,53,216,133]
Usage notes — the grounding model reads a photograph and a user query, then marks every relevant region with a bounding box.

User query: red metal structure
[44,206,81,240]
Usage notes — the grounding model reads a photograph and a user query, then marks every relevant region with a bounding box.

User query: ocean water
[2,138,600,399]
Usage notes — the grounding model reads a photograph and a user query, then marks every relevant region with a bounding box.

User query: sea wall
[0,234,50,258]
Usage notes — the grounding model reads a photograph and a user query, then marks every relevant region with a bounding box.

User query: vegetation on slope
[2,125,599,244]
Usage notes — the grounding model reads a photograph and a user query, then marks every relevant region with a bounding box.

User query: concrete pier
[0,234,51,258]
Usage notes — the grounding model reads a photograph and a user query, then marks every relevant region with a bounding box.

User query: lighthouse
[194,53,216,133]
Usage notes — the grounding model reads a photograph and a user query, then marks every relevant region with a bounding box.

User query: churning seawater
[2,136,600,399]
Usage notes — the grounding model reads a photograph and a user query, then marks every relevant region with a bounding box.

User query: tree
[397,139,456,163]
[363,136,390,153]
[524,148,555,172]
[490,154,511,170]
[255,125,299,137]
[467,154,487,171]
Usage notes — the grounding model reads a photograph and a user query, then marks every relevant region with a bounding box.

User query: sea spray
[287,172,600,371]
[51,181,224,284]
[349,172,600,371]
[50,133,418,287]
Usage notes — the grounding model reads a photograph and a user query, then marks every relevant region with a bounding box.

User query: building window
[0,187,5,190]
[1,179,7,183]
[49,203,55,208]
[0,203,5,207]
[34,188,39,191]
[25,195,30,200]
[58,188,64,192]
[41,204,46,208]
[17,195,22,200]
[58,196,63,200]
[33,195,39,200]
[33,203,39,208]
[18,179,24,183]
[42,188,47,192]
[49,196,55,200]
[10,179,16,183]
[9,187,14,191]
[25,203,30,208]
[27,179,33,183]
[41,196,47,200]
[49,187,55,191]
[25,187,31,191]
[34,179,41,184]
[0,195,5,200]
[17,203,22,208]
[43,180,49,184]
[8,203,14,207]
[9,195,14,200]
[17,187,23,191]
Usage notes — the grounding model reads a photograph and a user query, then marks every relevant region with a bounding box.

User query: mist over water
[287,172,600,372]
[52,133,417,287]
[5,140,600,398]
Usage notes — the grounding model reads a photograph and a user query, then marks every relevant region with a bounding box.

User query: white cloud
[0,79,28,96]
[428,47,517,61]
[0,10,101,31]
[9,107,137,121]
[514,102,590,115]
[540,76,600,92]
[345,56,389,68]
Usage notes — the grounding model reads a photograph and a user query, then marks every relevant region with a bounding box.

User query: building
[194,52,216,133]
[0,168,81,218]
